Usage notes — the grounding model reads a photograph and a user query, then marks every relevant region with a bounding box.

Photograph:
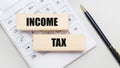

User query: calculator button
[69,24,83,34]
[54,0,65,8]
[23,31,32,39]
[4,16,15,29]
[39,0,46,4]
[42,4,54,13]
[10,27,21,38]
[68,15,76,24]
[34,10,41,14]
[59,6,71,14]
[36,0,46,6]
[15,9,25,14]
[28,52,40,61]
[17,34,31,46]
[25,2,37,13]
[22,43,33,54]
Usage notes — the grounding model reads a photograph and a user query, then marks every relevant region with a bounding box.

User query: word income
[26,17,58,26]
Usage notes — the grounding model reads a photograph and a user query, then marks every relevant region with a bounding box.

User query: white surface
[0,0,96,68]
[0,0,120,68]
[0,0,18,11]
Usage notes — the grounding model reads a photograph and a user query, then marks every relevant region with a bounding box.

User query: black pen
[80,5,120,65]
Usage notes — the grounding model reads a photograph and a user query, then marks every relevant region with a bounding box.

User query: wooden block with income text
[33,34,85,51]
[16,14,68,31]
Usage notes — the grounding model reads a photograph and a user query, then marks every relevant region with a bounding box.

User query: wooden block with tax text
[16,14,68,31]
[33,34,85,51]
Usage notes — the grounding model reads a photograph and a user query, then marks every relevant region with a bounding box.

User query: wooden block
[33,34,85,51]
[16,14,68,31]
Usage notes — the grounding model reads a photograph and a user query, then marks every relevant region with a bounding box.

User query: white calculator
[0,0,96,68]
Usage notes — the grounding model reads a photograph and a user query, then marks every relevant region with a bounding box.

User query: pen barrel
[84,11,120,65]
[84,12,111,47]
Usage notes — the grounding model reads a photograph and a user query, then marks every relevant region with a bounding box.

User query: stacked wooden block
[16,14,85,51]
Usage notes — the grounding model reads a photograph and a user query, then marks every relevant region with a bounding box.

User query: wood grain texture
[16,14,68,31]
[33,34,85,51]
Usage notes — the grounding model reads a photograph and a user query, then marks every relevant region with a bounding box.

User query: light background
[0,0,120,68]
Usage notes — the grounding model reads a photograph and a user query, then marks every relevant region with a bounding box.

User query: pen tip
[116,49,120,56]
[80,5,87,12]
